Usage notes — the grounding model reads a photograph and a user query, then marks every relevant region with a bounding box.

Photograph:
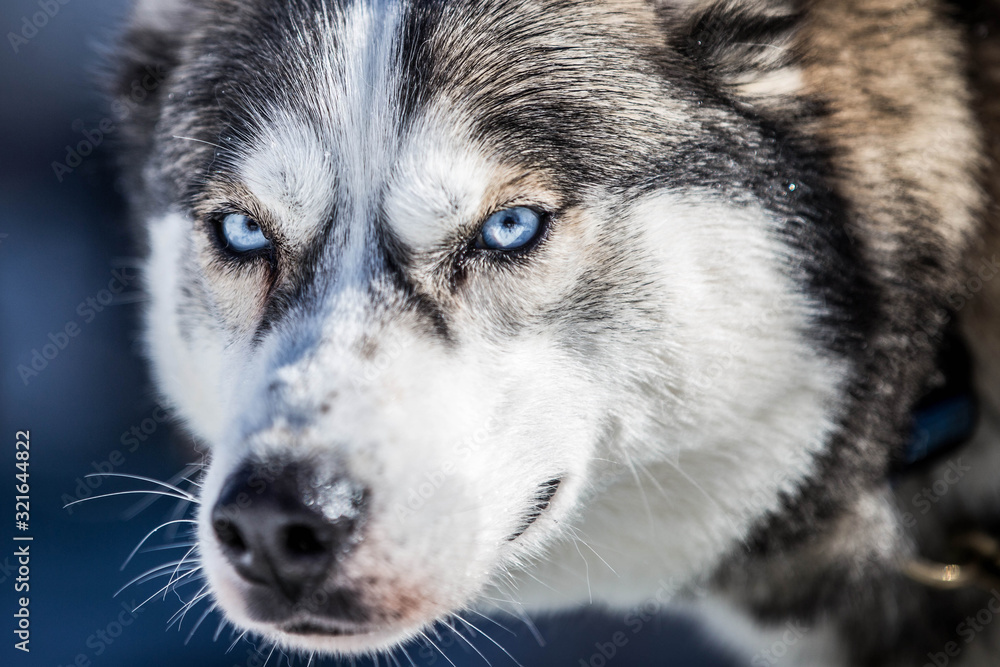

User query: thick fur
[112,0,1000,665]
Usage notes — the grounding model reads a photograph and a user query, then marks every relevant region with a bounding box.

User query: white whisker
[124,464,204,519]
[399,646,418,667]
[165,545,200,600]
[167,585,210,629]
[116,561,200,595]
[133,568,201,613]
[213,617,229,642]
[462,608,516,638]
[64,490,193,510]
[443,617,492,667]
[418,631,457,667]
[566,525,618,577]
[122,518,198,570]
[457,616,522,667]
[263,641,277,667]
[85,472,198,502]
[497,600,544,648]
[620,452,655,535]
[185,602,218,644]
[227,630,249,654]
[656,458,745,540]
[172,134,223,149]
[140,541,197,554]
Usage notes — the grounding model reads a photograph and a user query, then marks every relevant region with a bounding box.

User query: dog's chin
[211,576,445,655]
[201,545,464,656]
[263,619,428,654]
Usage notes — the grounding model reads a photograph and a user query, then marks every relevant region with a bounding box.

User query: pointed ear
[658,0,803,107]
[114,0,197,93]
[111,0,200,188]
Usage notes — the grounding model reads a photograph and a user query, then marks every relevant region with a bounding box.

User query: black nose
[211,461,367,602]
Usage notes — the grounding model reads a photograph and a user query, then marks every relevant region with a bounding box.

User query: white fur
[385,126,498,252]
[140,3,850,660]
[144,212,231,445]
[238,117,337,251]
[501,193,847,609]
[147,179,847,654]
[690,597,847,667]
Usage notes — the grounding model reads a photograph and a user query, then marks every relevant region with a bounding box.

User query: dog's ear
[111,0,199,190]
[656,0,803,108]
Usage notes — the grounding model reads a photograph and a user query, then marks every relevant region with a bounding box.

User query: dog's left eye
[221,213,270,253]
[475,207,543,251]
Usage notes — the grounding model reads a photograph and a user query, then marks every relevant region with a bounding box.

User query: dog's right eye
[218,213,271,254]
[474,206,545,252]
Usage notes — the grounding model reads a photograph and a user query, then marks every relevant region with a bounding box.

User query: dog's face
[121,0,857,655]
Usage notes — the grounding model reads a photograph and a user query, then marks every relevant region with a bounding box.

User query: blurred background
[0,1,741,665]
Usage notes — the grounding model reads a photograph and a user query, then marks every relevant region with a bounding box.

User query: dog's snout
[211,461,366,603]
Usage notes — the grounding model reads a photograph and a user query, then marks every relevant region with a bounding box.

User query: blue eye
[221,213,270,253]
[476,207,543,251]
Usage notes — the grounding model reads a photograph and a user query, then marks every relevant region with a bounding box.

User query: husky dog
[113,0,1000,664]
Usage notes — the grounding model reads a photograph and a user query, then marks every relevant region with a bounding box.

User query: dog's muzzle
[210,459,370,630]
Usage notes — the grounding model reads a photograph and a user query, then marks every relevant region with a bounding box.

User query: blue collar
[898,331,978,470]
[904,394,977,465]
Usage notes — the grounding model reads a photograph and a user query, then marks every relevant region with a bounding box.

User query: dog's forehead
[237,100,495,252]
[226,0,427,247]
[172,0,675,241]
[202,1,500,247]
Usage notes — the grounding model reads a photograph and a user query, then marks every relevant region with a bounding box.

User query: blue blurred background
[0,1,742,665]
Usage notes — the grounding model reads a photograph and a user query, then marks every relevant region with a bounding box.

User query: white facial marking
[144,212,230,444]
[238,117,336,250]
[506,192,848,609]
[234,0,409,266]
[385,124,496,252]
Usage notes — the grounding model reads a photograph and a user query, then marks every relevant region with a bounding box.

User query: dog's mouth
[281,620,372,637]
[267,477,564,644]
[508,477,562,540]
[203,458,568,652]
